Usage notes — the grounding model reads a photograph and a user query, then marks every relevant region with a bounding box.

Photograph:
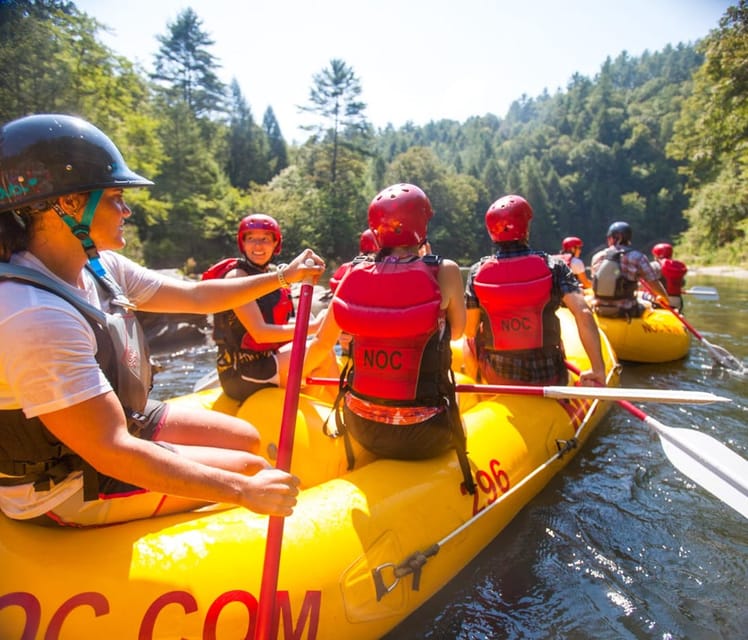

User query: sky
[74,0,731,144]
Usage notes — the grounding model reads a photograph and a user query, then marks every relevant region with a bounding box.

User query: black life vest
[553,252,573,268]
[0,263,152,497]
[203,258,294,354]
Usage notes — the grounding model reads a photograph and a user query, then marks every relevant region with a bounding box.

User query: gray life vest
[593,247,637,300]
[0,263,152,497]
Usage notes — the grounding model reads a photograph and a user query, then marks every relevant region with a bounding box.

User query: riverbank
[688,265,748,279]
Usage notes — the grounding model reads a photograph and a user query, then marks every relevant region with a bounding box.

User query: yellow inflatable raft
[0,309,618,639]
[595,306,691,363]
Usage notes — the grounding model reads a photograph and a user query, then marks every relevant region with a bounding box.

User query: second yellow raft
[595,306,691,363]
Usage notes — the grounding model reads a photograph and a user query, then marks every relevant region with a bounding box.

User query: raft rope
[371,362,621,600]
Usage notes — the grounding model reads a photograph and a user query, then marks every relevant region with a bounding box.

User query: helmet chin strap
[54,189,106,276]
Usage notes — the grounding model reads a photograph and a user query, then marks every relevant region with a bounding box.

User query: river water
[150,275,747,640]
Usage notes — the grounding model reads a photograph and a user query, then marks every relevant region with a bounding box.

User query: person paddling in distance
[301,183,475,491]
[647,242,688,312]
[462,194,606,387]
[556,236,592,289]
[589,221,669,318]
[204,214,330,401]
[0,114,325,527]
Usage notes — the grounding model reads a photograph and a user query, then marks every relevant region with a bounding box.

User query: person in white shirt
[0,114,325,527]
[556,236,592,289]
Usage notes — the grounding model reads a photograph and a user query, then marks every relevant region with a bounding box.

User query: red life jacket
[473,254,552,351]
[332,257,445,402]
[660,258,687,295]
[329,255,373,293]
[202,257,294,353]
[328,263,348,293]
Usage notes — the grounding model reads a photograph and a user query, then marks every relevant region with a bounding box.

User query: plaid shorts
[478,345,568,385]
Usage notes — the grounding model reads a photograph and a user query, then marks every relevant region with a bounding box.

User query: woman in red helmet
[204,214,328,401]
[301,184,473,489]
[557,236,592,289]
[648,242,688,311]
[463,194,606,387]
[0,114,326,526]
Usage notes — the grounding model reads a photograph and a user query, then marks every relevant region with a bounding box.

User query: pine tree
[262,107,289,178]
[298,58,368,183]
[151,8,226,118]
[226,79,271,187]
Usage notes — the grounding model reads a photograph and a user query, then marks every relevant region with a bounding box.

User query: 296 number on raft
[462,458,511,515]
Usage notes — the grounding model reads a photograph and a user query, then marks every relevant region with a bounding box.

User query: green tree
[262,107,289,177]
[667,0,748,262]
[0,1,167,263]
[384,147,484,263]
[298,58,369,183]
[151,8,226,118]
[0,0,77,121]
[226,79,270,188]
[0,1,150,127]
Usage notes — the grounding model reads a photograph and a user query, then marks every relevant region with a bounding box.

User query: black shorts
[218,353,279,401]
[343,405,453,460]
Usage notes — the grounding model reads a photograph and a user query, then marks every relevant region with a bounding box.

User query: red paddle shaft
[254,278,314,640]
[639,279,704,340]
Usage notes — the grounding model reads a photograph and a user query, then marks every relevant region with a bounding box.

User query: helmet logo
[0,177,39,203]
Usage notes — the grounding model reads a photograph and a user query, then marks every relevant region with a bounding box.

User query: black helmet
[606,221,632,245]
[0,114,152,214]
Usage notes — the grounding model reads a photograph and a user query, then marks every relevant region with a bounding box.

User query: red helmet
[359,228,379,253]
[562,236,583,252]
[652,242,673,259]
[485,195,533,243]
[368,183,433,248]
[237,214,282,255]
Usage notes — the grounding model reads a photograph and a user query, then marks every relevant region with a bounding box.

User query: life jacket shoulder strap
[0,263,107,327]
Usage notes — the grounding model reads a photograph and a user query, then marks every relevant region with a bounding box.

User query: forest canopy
[1,0,746,271]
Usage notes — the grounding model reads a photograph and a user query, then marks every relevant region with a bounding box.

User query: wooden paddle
[304,377,729,404]
[565,362,748,519]
[640,280,745,373]
[255,264,316,640]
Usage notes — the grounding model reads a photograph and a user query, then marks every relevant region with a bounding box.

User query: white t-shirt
[0,251,164,518]
[569,255,587,280]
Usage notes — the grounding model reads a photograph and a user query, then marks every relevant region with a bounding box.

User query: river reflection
[151,275,747,640]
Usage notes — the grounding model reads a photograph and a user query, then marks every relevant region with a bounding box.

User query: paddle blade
[683,286,719,301]
[543,386,730,404]
[648,418,748,520]
[702,338,747,374]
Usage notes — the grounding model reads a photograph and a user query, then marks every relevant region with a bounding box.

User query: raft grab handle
[372,544,440,601]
